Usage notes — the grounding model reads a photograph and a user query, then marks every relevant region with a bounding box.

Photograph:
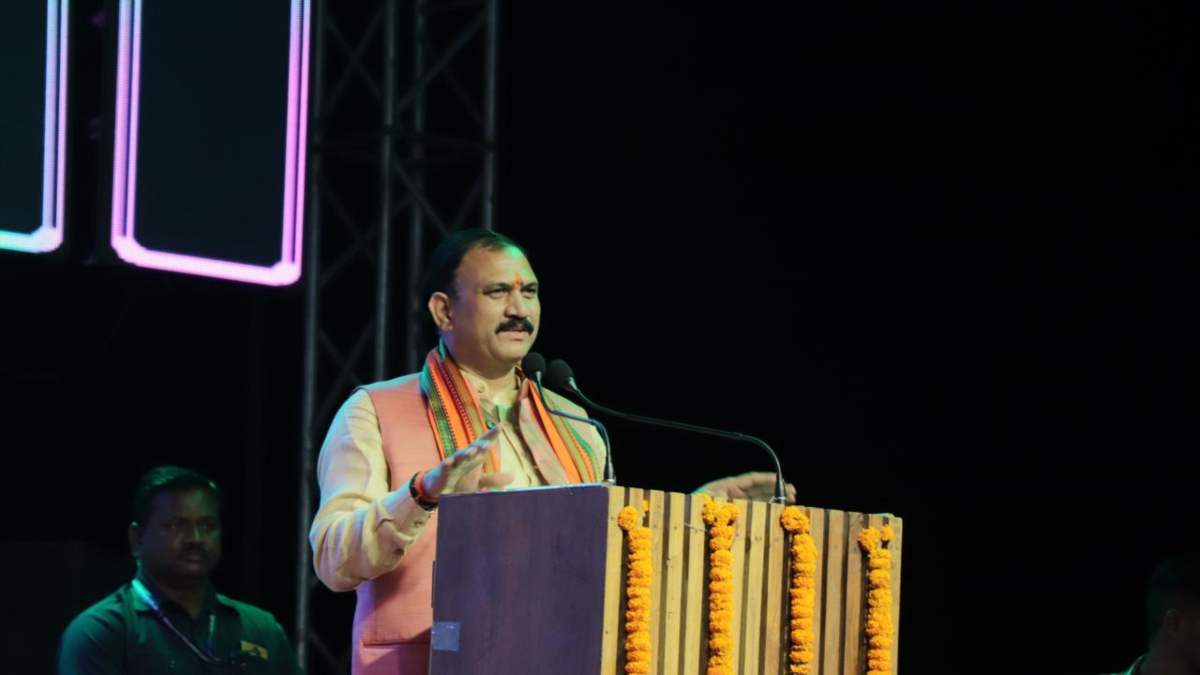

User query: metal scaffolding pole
[297,1,499,672]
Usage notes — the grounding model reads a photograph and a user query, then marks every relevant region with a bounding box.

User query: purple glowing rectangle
[109,0,310,286]
[0,1,69,254]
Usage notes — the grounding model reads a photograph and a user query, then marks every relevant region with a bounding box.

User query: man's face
[131,489,222,587]
[434,245,540,376]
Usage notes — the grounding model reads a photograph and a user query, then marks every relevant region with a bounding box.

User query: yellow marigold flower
[626,633,651,650]
[707,635,733,651]
[790,664,812,675]
[618,506,641,530]
[793,618,814,632]
[858,528,882,551]
[627,585,651,599]
[868,648,891,660]
[712,524,736,539]
[625,662,650,674]
[870,636,894,649]
[710,580,734,595]
[711,549,733,565]
[780,506,810,533]
[627,596,650,611]
[881,525,894,542]
[626,621,649,634]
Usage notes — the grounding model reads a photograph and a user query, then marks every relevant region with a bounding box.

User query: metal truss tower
[297,0,498,671]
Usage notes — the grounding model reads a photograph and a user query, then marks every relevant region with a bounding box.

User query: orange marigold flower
[618,506,641,530]
[870,636,894,649]
[881,525,894,542]
[858,528,882,551]
[780,506,810,533]
[707,635,733,651]
[626,633,651,650]
[710,580,734,595]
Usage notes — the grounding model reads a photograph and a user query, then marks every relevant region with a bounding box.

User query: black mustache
[496,318,534,334]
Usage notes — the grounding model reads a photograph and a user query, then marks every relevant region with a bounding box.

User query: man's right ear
[428,292,453,332]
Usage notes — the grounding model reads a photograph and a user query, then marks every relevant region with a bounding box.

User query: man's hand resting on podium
[693,471,797,503]
[420,426,516,498]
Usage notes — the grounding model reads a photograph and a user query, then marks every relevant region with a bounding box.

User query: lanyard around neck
[131,578,219,663]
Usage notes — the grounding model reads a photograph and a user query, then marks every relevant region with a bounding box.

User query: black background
[2,2,1198,674]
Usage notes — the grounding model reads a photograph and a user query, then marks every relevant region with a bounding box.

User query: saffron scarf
[419,344,599,483]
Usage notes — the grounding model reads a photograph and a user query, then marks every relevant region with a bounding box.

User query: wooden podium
[430,484,902,675]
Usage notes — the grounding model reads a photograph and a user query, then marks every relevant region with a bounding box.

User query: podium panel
[431,484,903,675]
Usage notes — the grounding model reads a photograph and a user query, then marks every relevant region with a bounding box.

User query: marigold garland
[701,496,740,675]
[618,502,653,674]
[780,506,817,675]
[857,525,895,675]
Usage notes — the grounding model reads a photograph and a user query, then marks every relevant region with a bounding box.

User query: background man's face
[441,245,540,375]
[133,488,222,586]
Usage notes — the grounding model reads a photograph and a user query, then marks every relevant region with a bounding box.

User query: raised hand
[420,426,514,499]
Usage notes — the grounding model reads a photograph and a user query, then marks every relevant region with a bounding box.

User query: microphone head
[545,359,575,391]
[521,352,547,381]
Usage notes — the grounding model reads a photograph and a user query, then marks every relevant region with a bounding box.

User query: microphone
[521,353,615,484]
[545,359,788,504]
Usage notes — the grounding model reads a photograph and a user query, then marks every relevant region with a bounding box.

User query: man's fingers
[477,472,514,490]
[475,425,502,445]
[449,429,501,468]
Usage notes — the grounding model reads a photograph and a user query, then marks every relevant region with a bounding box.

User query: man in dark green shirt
[57,466,302,675]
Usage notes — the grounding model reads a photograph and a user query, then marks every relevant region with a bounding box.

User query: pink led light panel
[109,0,310,286]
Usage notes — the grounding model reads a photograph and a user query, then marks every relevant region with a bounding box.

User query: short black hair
[421,228,527,300]
[1146,553,1200,640]
[130,466,223,525]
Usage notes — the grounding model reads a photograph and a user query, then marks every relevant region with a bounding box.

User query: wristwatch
[409,471,438,512]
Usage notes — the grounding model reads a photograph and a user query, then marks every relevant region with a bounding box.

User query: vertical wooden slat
[842,512,865,675]
[683,495,707,675]
[601,486,628,675]
[887,517,903,675]
[661,491,687,674]
[648,490,667,671]
[744,499,772,667]
[762,503,786,675]
[729,498,749,673]
[740,501,768,673]
[809,507,826,675]
[821,509,846,675]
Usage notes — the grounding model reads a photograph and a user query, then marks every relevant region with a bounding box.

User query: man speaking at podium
[309,229,788,674]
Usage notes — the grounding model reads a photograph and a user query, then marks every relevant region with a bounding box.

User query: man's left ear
[128,522,143,559]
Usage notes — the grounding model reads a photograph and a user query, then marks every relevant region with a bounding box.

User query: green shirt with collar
[58,579,302,675]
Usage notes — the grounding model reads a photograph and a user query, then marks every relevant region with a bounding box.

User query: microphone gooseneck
[522,353,615,484]
[546,358,787,504]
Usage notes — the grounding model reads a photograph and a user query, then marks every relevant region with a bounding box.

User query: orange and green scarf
[419,344,599,483]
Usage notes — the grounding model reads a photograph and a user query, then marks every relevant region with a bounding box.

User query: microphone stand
[565,377,786,504]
